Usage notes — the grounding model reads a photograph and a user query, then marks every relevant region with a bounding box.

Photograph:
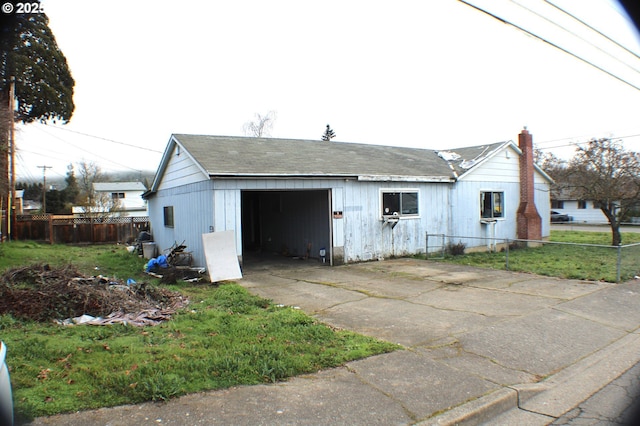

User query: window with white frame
[480,191,504,219]
[381,190,419,217]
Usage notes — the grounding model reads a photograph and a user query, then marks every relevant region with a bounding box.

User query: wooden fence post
[48,215,54,244]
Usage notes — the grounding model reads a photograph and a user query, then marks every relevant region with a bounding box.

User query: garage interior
[241,190,332,267]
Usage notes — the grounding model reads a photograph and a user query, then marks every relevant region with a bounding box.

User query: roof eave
[207,173,454,183]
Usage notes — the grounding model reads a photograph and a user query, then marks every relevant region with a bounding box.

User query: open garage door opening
[241,190,332,268]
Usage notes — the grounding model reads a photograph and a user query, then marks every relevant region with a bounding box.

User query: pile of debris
[0,264,188,326]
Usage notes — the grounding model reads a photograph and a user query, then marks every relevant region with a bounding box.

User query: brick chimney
[516,128,542,241]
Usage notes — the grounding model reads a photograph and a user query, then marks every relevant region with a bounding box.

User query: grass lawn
[436,230,640,282]
[0,242,399,422]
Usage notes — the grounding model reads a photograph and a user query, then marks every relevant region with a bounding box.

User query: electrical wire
[27,125,151,173]
[535,132,640,151]
[515,0,640,75]
[458,0,640,92]
[36,123,164,154]
[545,0,640,59]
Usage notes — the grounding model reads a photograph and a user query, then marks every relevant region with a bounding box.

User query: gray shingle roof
[172,134,507,181]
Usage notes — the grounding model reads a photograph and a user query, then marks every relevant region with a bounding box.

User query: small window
[578,200,587,209]
[481,191,504,219]
[163,206,174,227]
[551,200,564,209]
[381,190,419,217]
[111,192,125,200]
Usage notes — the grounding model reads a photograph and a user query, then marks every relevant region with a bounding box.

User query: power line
[545,0,640,60]
[458,0,640,92]
[36,123,163,154]
[535,132,640,151]
[27,125,152,173]
[536,132,640,146]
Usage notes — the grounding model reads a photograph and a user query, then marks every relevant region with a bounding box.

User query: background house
[72,182,148,218]
[143,129,551,270]
[551,190,608,224]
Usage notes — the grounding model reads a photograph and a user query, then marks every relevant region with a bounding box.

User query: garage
[241,190,332,266]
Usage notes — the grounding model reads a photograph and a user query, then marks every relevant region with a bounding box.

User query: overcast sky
[14,0,640,182]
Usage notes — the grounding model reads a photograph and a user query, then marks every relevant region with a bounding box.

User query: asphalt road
[551,361,640,425]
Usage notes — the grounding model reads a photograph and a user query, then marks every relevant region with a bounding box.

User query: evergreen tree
[61,163,79,206]
[1,3,75,123]
[322,124,336,141]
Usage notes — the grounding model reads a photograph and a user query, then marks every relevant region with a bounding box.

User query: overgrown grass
[435,230,640,282]
[0,243,399,422]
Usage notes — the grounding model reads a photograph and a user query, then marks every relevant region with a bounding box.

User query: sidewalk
[23,258,640,425]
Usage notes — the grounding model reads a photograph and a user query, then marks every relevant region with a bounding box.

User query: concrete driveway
[238,257,640,424]
[26,257,640,425]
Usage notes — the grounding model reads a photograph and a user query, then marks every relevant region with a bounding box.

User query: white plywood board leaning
[202,231,243,282]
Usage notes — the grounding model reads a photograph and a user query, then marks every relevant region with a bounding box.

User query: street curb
[519,332,640,417]
[419,388,520,426]
[423,332,640,425]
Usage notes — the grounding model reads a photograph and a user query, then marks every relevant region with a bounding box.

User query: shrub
[447,241,466,256]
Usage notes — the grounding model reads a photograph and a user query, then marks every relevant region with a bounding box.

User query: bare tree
[75,160,119,219]
[243,111,276,137]
[567,138,640,245]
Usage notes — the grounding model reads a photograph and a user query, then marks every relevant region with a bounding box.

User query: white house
[143,129,552,269]
[551,197,608,224]
[72,182,148,217]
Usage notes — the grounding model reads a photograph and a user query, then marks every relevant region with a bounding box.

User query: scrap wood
[67,309,177,327]
[0,263,188,325]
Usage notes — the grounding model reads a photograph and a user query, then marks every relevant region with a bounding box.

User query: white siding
[158,145,209,190]
[342,180,451,262]
[553,200,608,224]
[449,181,520,245]
[147,181,215,268]
[459,148,520,183]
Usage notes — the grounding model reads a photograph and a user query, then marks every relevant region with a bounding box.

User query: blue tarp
[146,255,169,272]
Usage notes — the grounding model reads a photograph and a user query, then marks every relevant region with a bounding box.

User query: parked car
[551,211,570,222]
[0,341,13,426]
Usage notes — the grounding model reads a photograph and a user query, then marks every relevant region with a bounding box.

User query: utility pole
[8,77,15,240]
[38,165,52,214]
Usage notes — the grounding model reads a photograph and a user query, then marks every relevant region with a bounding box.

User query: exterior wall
[552,200,608,223]
[147,181,215,267]
[158,144,209,190]
[534,174,551,237]
[448,145,551,250]
[99,189,147,217]
[342,180,451,262]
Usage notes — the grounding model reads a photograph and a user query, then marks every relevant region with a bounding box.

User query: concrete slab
[246,280,367,313]
[411,285,557,317]
[348,350,498,421]
[502,277,609,300]
[319,297,500,347]
[459,308,625,377]
[424,345,539,387]
[556,282,640,331]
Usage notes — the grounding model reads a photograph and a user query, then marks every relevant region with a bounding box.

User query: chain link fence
[426,233,640,283]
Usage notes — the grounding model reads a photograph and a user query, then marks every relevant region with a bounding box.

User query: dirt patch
[0,264,188,325]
